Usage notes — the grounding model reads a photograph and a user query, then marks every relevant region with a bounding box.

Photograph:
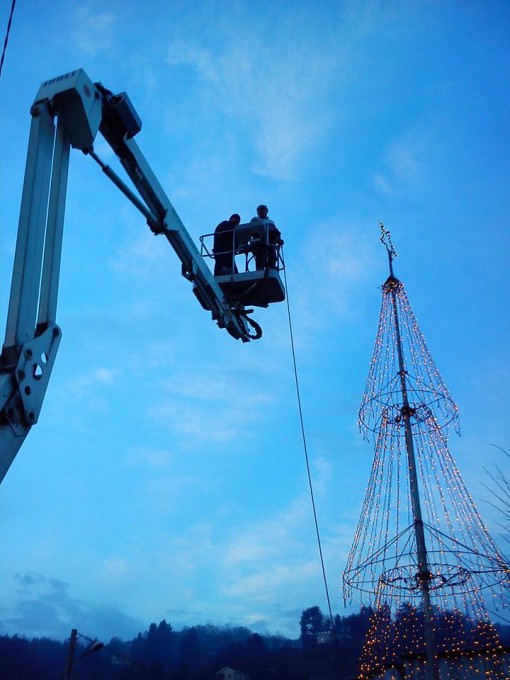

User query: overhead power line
[0,0,17,78]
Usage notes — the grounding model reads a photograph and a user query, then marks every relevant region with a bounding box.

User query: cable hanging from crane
[282,267,337,638]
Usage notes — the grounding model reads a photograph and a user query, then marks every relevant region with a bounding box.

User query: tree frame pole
[381,222,439,680]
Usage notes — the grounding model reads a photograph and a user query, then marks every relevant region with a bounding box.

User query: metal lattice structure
[342,224,510,680]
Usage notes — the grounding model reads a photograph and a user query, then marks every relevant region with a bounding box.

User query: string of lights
[342,224,510,679]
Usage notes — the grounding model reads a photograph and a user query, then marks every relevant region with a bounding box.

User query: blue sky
[1,0,509,643]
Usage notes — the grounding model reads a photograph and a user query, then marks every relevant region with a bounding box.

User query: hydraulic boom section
[0,68,259,483]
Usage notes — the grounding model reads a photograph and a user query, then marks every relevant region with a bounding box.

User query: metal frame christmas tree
[343,223,510,680]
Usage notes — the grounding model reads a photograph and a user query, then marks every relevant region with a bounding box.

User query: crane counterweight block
[98,90,142,144]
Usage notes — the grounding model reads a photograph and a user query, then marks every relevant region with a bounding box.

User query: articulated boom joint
[11,324,62,428]
[148,217,167,235]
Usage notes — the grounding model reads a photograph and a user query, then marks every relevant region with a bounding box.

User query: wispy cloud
[130,492,329,636]
[374,127,433,196]
[4,572,142,641]
[101,556,131,580]
[222,561,319,601]
[128,446,176,469]
[68,5,118,57]
[147,367,277,449]
[288,219,377,342]
[111,231,169,277]
[218,494,317,581]
[220,497,312,569]
[164,15,344,181]
[58,367,116,408]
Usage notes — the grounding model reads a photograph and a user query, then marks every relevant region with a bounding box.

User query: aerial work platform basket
[199,220,285,308]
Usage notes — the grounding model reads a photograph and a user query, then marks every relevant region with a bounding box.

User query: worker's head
[256,204,268,218]
[229,213,241,225]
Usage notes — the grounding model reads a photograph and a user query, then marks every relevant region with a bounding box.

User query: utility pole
[64,628,78,680]
[63,627,104,679]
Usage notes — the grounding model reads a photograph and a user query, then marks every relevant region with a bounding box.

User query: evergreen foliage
[0,607,370,680]
[2,607,506,679]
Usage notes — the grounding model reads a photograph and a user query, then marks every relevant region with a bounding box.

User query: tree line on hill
[0,606,371,680]
[1,605,509,680]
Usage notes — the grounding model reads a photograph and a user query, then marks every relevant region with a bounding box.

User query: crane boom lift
[0,69,261,483]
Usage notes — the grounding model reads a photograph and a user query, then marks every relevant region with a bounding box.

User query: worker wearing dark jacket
[213,213,241,275]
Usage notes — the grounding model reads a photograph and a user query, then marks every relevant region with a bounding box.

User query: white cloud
[147,366,277,448]
[164,22,343,181]
[148,399,257,447]
[221,561,319,601]
[60,367,116,403]
[3,572,143,641]
[101,556,130,579]
[128,446,175,469]
[111,231,168,277]
[69,5,118,56]
[374,127,432,195]
[166,43,219,84]
[288,219,377,338]
[220,495,313,570]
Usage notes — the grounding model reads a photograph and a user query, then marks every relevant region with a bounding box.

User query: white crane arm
[0,69,256,483]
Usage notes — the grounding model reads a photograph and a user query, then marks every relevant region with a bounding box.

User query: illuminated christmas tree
[343,224,510,680]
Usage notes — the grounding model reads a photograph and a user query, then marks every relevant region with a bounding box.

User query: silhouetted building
[216,667,249,680]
